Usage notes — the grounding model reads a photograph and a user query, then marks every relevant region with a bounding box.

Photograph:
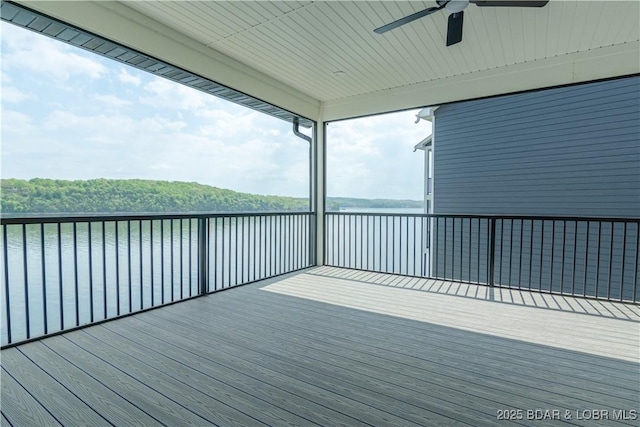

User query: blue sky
[1,21,431,200]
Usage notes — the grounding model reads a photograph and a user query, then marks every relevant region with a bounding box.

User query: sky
[0,21,431,200]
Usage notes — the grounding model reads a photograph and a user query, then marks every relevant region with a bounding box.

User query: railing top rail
[326,212,640,222]
[0,211,314,225]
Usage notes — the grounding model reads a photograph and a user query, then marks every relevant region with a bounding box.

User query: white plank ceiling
[122,0,640,105]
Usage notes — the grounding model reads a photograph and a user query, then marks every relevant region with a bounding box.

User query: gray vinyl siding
[431,77,640,300]
[433,76,640,217]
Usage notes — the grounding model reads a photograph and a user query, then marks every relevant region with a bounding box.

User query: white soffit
[13,1,640,122]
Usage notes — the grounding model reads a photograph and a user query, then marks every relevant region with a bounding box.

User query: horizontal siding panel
[435,137,640,161]
[439,118,640,148]
[437,94,639,132]
[435,162,640,180]
[432,170,639,182]
[436,78,640,123]
[434,76,640,218]
[437,114,639,145]
[437,114,640,146]
[436,147,640,170]
[435,189,640,199]
[437,98,640,134]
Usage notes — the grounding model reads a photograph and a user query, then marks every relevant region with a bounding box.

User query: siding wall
[431,77,640,301]
[433,76,640,217]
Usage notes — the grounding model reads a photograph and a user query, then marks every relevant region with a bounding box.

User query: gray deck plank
[209,296,637,406]
[1,412,12,427]
[16,340,165,426]
[2,267,638,427]
[298,271,638,339]
[316,267,640,322]
[240,290,638,398]
[74,326,315,427]
[148,294,636,426]
[101,316,435,427]
[233,288,639,389]
[42,335,216,426]
[269,271,639,359]
[242,284,636,362]
[0,366,62,427]
[113,313,482,427]
[94,320,372,427]
[1,348,109,426]
[135,313,523,427]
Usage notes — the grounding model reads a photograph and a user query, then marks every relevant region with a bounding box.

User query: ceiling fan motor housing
[444,1,470,13]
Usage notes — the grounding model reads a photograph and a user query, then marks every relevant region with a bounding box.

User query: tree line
[1,179,422,214]
[0,179,308,214]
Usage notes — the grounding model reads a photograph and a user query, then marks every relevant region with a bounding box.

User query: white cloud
[94,94,132,108]
[42,110,187,140]
[140,76,211,111]
[0,110,34,136]
[44,110,133,132]
[1,22,107,82]
[327,110,432,200]
[118,68,141,86]
[1,86,32,104]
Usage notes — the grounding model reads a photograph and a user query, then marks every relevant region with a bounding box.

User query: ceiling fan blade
[374,4,445,34]
[446,11,464,46]
[470,1,549,6]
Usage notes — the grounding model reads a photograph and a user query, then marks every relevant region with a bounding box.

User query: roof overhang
[414,135,433,151]
[7,1,640,123]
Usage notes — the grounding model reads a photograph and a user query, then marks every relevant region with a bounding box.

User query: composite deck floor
[1,266,639,426]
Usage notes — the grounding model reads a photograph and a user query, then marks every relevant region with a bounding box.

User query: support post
[314,121,326,266]
[488,218,496,287]
[198,217,208,295]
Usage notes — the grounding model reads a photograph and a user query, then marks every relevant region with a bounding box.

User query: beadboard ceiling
[15,1,640,121]
[122,0,639,102]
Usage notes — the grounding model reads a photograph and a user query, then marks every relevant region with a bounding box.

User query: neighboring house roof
[415,106,438,123]
[414,135,432,152]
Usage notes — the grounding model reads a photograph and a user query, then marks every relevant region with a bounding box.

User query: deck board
[132,310,477,426]
[11,341,163,426]
[80,323,352,427]
[67,329,287,427]
[165,292,637,422]
[42,336,214,426]
[102,316,428,427]
[0,366,63,427]
[1,348,110,426]
[208,291,639,397]
[2,266,639,426]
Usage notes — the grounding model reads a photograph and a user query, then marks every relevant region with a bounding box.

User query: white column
[314,120,326,266]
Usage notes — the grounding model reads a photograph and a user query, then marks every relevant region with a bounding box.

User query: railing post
[198,217,208,295]
[309,213,316,267]
[488,218,496,287]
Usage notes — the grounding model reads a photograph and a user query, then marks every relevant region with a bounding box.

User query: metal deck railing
[326,213,640,304]
[1,212,315,346]
[3,210,638,347]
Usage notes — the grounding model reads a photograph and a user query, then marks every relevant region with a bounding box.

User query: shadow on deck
[2,267,639,426]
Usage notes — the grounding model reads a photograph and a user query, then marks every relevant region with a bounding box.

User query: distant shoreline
[1,178,422,214]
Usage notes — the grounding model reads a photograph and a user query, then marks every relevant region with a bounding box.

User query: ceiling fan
[374,0,549,47]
